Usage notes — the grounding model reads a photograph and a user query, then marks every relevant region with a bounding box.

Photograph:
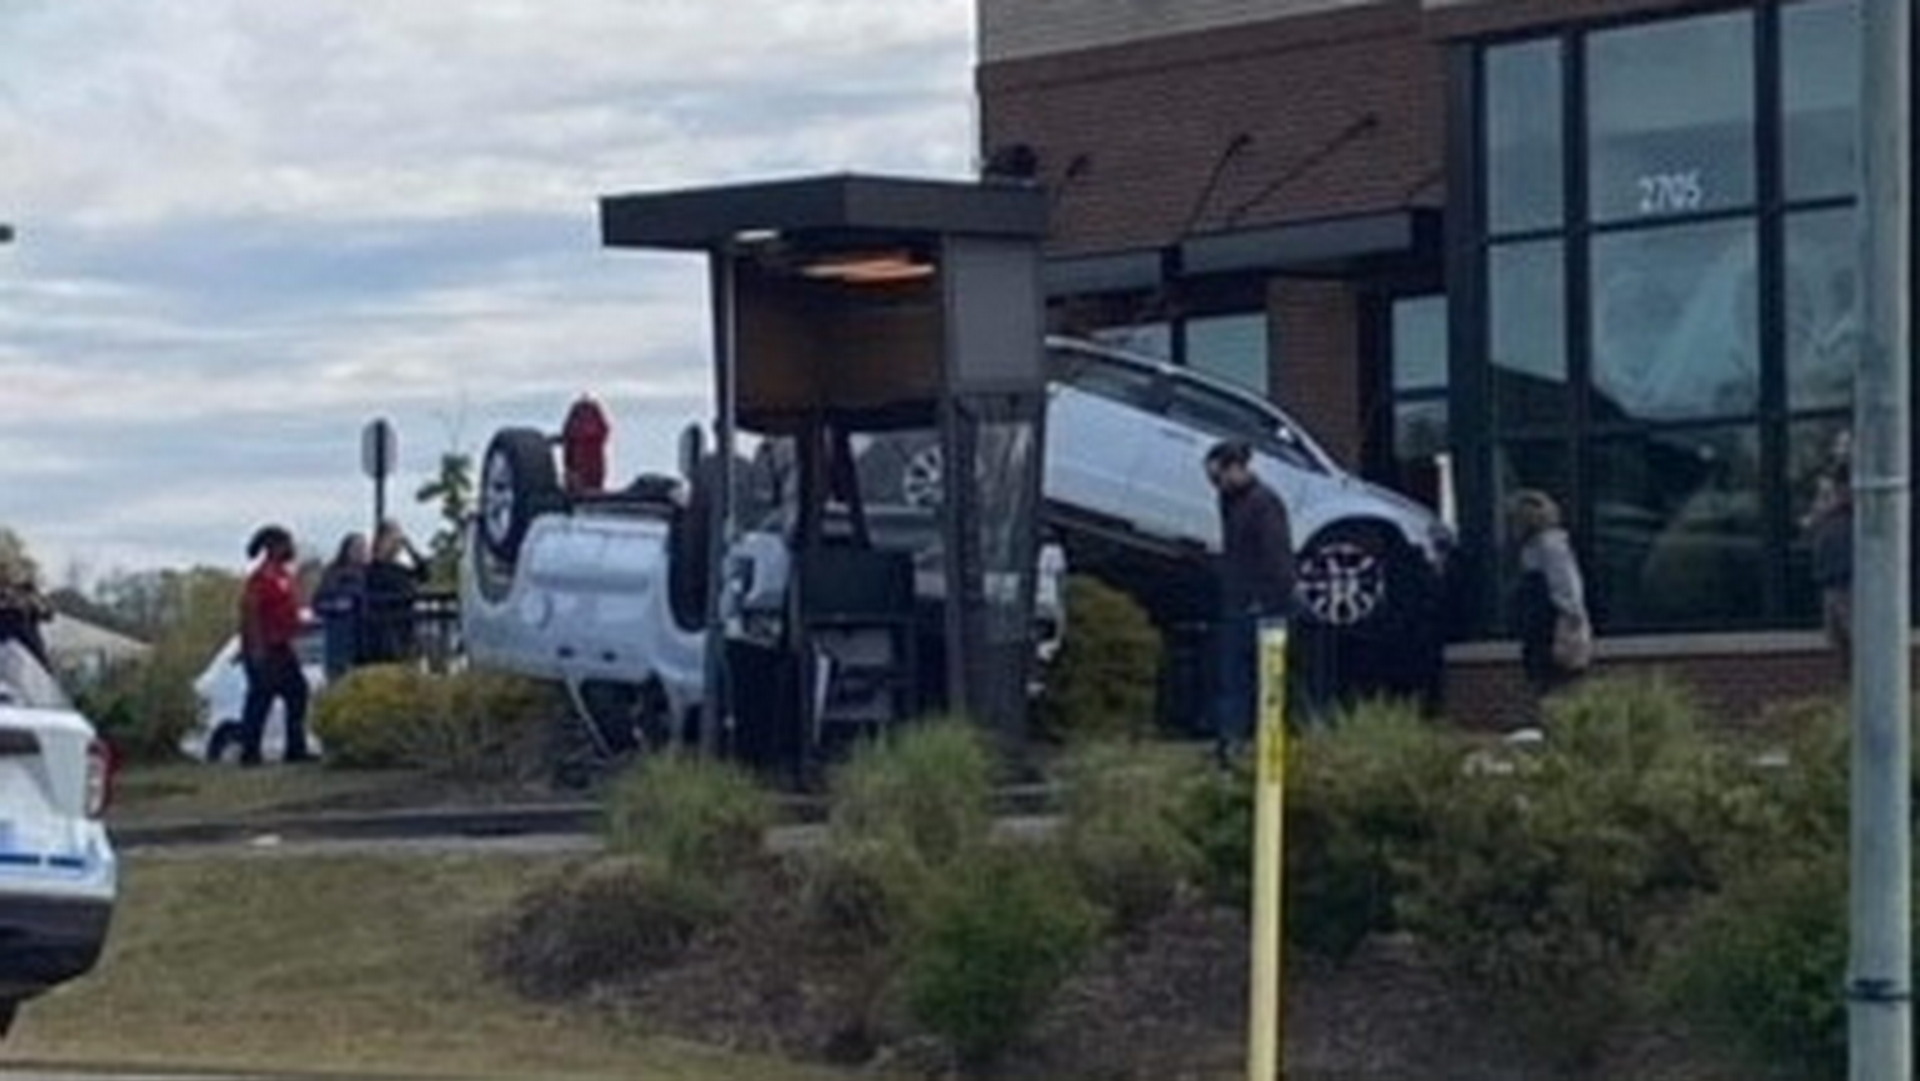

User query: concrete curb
[111,784,1058,850]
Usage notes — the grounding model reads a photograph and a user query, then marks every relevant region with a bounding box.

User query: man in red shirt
[237,524,312,765]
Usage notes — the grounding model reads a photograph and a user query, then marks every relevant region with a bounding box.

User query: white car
[461,429,1069,755]
[0,637,116,1038]
[184,624,327,763]
[862,336,1453,636]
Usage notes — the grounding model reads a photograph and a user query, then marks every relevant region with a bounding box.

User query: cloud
[0,0,979,577]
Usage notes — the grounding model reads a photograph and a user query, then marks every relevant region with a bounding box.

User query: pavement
[125,814,1060,860]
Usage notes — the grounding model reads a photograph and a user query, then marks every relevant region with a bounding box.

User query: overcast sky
[0,0,976,584]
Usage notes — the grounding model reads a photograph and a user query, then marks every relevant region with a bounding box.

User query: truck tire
[479,428,567,563]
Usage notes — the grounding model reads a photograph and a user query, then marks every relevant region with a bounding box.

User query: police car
[0,634,116,1037]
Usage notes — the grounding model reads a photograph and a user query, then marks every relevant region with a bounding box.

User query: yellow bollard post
[1247,618,1289,1081]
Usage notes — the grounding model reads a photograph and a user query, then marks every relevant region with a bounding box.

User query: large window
[1471,0,1860,633]
[1080,309,1274,395]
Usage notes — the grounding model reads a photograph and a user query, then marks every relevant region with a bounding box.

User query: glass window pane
[1587,11,1756,222]
[1786,417,1855,623]
[1784,0,1862,200]
[1489,240,1567,428]
[1166,381,1275,445]
[1786,207,1860,411]
[1485,40,1564,234]
[1050,351,1161,410]
[1591,220,1758,423]
[1392,295,1448,393]
[1186,313,1270,396]
[1395,399,1448,462]
[1591,426,1764,628]
[1088,322,1172,360]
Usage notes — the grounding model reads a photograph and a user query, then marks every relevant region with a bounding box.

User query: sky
[0,0,977,584]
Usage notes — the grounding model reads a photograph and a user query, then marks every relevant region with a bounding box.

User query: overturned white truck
[459,426,1067,760]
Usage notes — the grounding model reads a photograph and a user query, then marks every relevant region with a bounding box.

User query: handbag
[1552,612,1593,672]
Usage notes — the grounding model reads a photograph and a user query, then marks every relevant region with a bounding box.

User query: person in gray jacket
[1508,489,1591,697]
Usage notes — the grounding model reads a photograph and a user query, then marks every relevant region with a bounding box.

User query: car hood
[1344,476,1452,544]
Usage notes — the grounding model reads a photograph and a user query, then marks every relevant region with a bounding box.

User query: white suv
[0,637,116,1038]
[863,336,1452,635]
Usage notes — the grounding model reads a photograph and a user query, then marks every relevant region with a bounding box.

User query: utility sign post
[1850,2,1912,1080]
[361,418,398,535]
[1248,619,1289,1081]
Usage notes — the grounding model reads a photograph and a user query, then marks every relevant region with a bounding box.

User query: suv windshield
[0,640,72,711]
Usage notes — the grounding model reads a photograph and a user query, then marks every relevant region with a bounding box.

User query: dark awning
[1042,249,1166,297]
[601,174,1049,252]
[1177,208,1441,279]
[1042,208,1441,299]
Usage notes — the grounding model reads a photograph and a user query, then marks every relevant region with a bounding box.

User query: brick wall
[1445,638,1857,731]
[1272,279,1364,466]
[979,2,1447,257]
[980,0,1384,63]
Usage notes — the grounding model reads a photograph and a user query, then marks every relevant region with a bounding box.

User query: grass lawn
[3,851,865,1081]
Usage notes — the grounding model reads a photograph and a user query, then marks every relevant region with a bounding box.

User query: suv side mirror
[678,424,706,481]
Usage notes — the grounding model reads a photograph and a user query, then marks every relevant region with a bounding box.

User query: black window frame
[1453,0,1865,637]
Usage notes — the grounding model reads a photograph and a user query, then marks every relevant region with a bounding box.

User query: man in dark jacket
[1205,439,1296,763]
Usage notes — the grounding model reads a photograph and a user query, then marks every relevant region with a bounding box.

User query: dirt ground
[576,884,1750,1081]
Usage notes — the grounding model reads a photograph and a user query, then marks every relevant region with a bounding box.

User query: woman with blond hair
[1508,489,1592,698]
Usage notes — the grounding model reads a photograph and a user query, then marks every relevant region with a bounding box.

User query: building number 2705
[1636,170,1706,215]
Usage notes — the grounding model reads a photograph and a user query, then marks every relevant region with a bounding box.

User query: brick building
[976,0,1867,721]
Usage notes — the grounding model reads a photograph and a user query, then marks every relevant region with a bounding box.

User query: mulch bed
[497,861,1748,1081]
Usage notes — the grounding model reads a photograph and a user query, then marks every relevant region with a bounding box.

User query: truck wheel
[1297,523,1396,631]
[480,428,566,562]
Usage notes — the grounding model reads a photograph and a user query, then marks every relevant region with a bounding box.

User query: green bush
[481,857,726,1000]
[1174,699,1463,960]
[1057,741,1204,933]
[312,665,562,779]
[1288,698,1462,959]
[819,719,994,933]
[1658,851,1847,1081]
[604,753,774,889]
[900,843,1103,1072]
[79,653,204,763]
[1035,576,1163,742]
[1392,676,1758,1063]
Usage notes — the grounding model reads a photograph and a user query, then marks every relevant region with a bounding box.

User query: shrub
[1287,698,1462,959]
[1174,699,1463,960]
[1057,741,1204,933]
[604,753,774,889]
[1392,676,1758,1063]
[312,665,562,779]
[1035,576,1163,742]
[311,664,434,767]
[900,843,1103,1072]
[1658,850,1847,1081]
[820,719,995,933]
[79,652,203,763]
[481,857,725,999]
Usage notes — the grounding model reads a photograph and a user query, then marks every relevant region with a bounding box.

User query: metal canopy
[597,173,1051,759]
[600,173,1048,252]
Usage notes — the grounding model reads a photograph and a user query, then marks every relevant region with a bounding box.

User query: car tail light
[85,739,114,819]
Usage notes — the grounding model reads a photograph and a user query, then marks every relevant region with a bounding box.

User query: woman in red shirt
[237,525,312,765]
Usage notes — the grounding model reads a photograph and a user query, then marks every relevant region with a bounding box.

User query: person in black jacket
[1205,439,1296,763]
[362,521,428,664]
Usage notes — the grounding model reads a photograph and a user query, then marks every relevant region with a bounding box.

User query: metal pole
[701,250,737,758]
[1247,619,1290,1081]
[1850,2,1912,1079]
